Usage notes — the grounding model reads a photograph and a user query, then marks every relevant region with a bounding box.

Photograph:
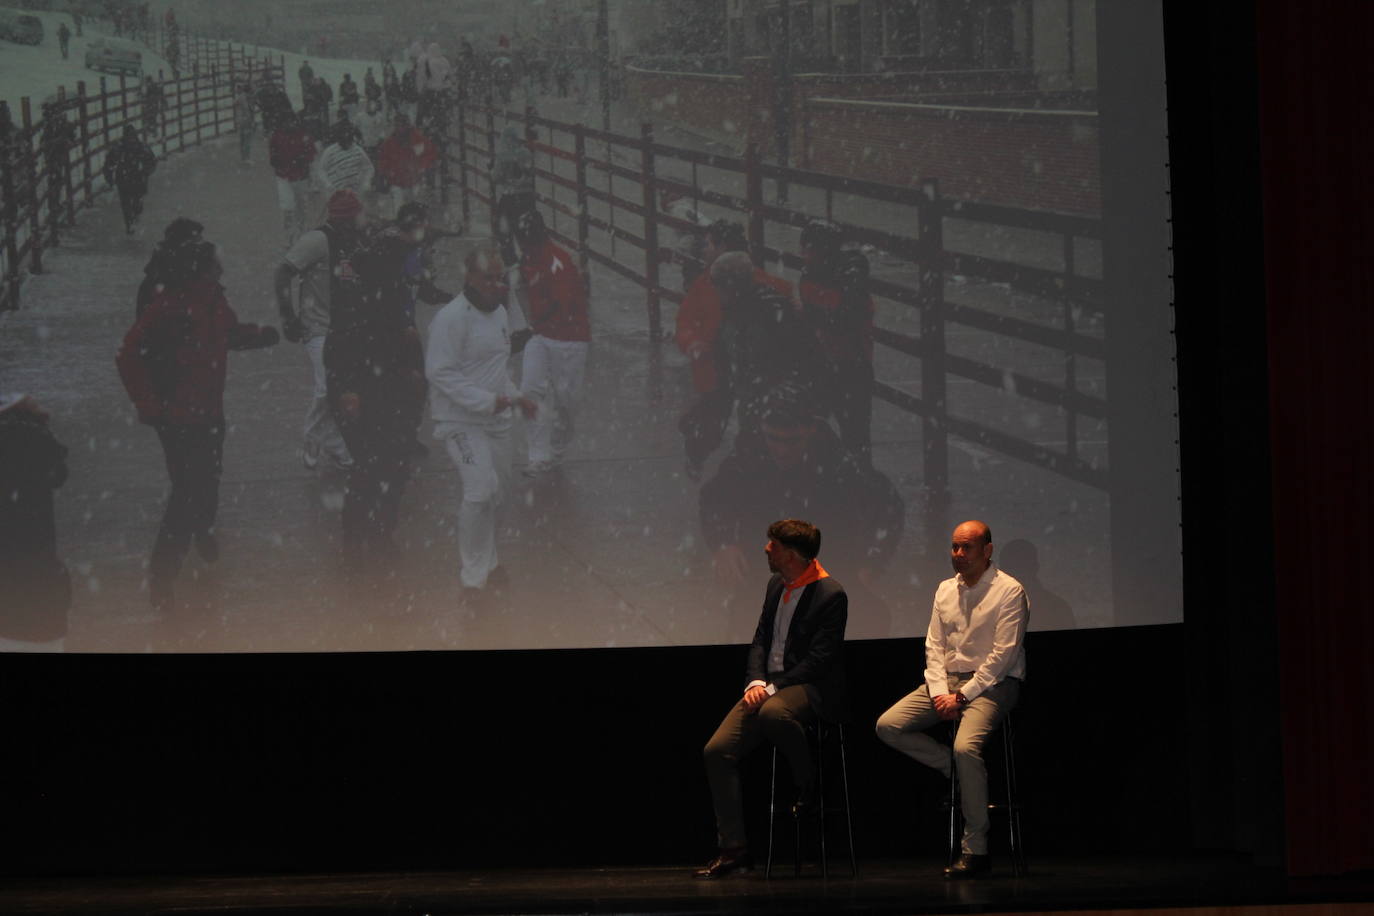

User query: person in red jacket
[269,110,318,245]
[116,239,280,611]
[376,112,438,215]
[674,220,793,479]
[513,210,589,475]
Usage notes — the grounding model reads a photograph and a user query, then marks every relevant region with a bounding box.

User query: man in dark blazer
[696,518,848,878]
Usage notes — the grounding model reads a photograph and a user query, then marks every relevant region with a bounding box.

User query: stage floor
[2,856,1371,915]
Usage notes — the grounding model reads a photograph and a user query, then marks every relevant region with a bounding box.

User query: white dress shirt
[924,562,1028,702]
[747,585,804,697]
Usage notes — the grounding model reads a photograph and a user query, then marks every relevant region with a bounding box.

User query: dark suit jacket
[745,575,848,722]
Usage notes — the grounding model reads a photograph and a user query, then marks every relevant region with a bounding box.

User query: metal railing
[442,97,1106,504]
[0,37,283,313]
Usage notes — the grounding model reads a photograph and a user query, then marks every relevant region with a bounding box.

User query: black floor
[2,856,1372,915]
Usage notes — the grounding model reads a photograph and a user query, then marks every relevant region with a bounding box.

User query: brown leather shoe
[944,852,991,879]
[694,847,753,878]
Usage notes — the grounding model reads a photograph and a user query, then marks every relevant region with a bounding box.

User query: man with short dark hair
[875,520,1029,879]
[696,518,848,879]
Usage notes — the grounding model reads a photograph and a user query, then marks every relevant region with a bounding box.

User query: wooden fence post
[744,141,765,268]
[456,99,470,227]
[918,177,949,520]
[99,77,110,169]
[485,98,497,234]
[574,123,589,284]
[77,81,92,206]
[21,98,42,275]
[639,122,660,341]
[1,101,20,309]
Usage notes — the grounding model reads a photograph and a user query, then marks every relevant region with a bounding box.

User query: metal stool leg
[817,723,828,880]
[947,720,961,866]
[766,746,778,879]
[1002,712,1025,877]
[838,724,858,877]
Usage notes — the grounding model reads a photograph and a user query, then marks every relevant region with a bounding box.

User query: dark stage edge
[3,856,1373,916]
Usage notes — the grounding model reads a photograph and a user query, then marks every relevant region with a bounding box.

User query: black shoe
[194,531,219,563]
[944,853,991,879]
[694,847,753,879]
[792,784,820,819]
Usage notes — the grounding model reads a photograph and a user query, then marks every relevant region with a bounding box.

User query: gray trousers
[703,684,814,851]
[875,674,1020,854]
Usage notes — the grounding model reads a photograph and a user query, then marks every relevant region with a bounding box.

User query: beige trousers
[875,674,1020,854]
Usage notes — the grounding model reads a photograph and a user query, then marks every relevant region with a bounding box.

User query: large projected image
[0,0,1178,652]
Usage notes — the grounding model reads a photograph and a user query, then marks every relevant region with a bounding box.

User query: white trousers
[276,177,313,244]
[303,336,351,465]
[443,421,514,589]
[521,335,587,467]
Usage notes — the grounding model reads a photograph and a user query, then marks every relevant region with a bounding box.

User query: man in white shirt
[425,247,536,601]
[875,520,1029,879]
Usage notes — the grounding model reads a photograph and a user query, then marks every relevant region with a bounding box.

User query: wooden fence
[445,98,1106,506]
[0,32,284,312]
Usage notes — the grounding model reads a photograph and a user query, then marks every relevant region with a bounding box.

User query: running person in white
[426,248,536,600]
[512,211,589,476]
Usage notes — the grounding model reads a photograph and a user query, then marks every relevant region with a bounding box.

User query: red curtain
[1258,0,1374,877]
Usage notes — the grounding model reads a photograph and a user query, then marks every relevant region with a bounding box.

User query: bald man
[425,248,536,601]
[875,520,1029,878]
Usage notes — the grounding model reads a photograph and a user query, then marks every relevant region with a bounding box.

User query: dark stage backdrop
[1255,0,1374,879]
[2,628,1195,876]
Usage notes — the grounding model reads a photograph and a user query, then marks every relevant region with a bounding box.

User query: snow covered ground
[0,6,385,115]
[0,7,171,110]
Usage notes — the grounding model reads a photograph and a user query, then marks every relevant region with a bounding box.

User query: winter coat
[699,423,904,575]
[519,238,590,342]
[116,277,277,426]
[339,78,360,106]
[798,249,875,366]
[675,268,792,394]
[324,231,428,422]
[269,126,317,181]
[103,136,156,192]
[0,405,70,643]
[376,126,437,189]
[716,280,821,420]
[41,117,76,168]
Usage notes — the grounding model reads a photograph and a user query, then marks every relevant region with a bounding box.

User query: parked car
[0,11,45,45]
[85,40,143,78]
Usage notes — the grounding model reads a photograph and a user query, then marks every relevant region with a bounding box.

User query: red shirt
[269,127,316,181]
[519,239,591,342]
[377,127,438,189]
